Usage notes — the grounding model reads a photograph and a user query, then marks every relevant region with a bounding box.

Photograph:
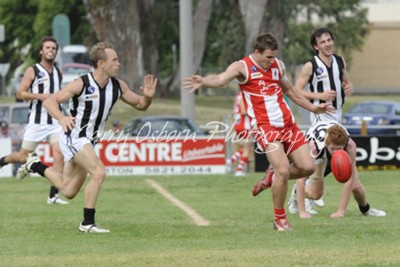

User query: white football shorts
[60,133,92,161]
[21,123,62,151]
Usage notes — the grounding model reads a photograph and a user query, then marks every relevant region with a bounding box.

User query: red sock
[274,208,286,222]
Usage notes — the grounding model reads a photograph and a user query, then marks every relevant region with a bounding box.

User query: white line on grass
[146,179,211,226]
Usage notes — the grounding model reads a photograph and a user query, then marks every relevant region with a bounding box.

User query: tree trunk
[238,0,284,58]
[83,0,144,89]
[238,0,269,53]
[166,0,213,94]
[260,0,284,59]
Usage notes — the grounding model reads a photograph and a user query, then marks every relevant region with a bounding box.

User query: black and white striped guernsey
[306,120,349,159]
[28,63,62,125]
[307,54,345,121]
[69,73,121,144]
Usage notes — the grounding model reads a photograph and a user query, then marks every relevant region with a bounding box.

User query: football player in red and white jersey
[183,33,334,231]
[226,92,254,176]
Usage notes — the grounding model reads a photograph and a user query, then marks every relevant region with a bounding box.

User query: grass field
[1,171,399,267]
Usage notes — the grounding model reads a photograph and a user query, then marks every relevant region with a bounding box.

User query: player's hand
[140,74,157,99]
[343,81,353,96]
[59,116,76,133]
[182,75,202,93]
[314,103,335,115]
[299,211,313,219]
[320,90,336,101]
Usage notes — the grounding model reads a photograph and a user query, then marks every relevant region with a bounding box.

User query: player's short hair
[253,33,278,53]
[89,42,114,68]
[325,125,348,147]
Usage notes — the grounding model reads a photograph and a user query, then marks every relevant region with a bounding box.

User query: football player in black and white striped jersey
[291,28,385,219]
[23,42,157,233]
[0,36,68,205]
[288,120,386,218]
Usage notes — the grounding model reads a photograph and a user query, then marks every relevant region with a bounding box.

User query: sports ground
[0,170,399,266]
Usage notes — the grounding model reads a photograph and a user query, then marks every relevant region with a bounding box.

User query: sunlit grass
[0,171,399,266]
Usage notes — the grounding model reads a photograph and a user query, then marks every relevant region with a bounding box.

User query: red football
[331,149,353,183]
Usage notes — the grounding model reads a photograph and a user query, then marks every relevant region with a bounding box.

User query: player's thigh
[265,142,290,172]
[289,143,315,172]
[73,144,105,176]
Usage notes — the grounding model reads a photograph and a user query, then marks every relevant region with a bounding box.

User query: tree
[1,0,369,99]
[282,0,370,80]
[160,0,213,96]
[0,0,39,74]
[203,0,245,71]
[84,0,145,90]
[0,0,90,91]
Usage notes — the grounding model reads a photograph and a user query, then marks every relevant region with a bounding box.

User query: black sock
[30,162,49,177]
[82,208,96,225]
[49,186,59,198]
[0,156,8,167]
[359,203,370,214]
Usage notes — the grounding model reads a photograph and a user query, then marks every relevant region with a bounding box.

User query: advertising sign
[36,137,226,176]
[0,138,12,177]
[254,136,400,172]
[353,136,400,170]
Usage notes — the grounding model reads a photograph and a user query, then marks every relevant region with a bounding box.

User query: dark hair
[253,33,278,53]
[310,28,334,53]
[39,36,59,51]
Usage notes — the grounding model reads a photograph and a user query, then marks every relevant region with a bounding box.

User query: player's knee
[303,161,316,176]
[91,167,106,184]
[275,167,290,181]
[17,151,30,164]
[309,190,323,200]
[62,189,79,199]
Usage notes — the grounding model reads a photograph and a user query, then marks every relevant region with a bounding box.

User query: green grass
[0,171,399,266]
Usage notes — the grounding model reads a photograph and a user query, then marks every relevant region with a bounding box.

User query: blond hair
[89,42,114,68]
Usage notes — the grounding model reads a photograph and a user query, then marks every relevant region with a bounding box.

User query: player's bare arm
[16,67,50,102]
[182,61,244,93]
[341,58,354,96]
[120,74,157,111]
[279,60,334,115]
[43,78,83,132]
[295,62,336,101]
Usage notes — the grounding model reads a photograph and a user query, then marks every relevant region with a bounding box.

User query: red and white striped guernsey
[233,93,251,131]
[238,55,295,128]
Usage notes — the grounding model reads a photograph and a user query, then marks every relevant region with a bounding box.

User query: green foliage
[0,0,90,80]
[282,0,370,75]
[0,171,399,266]
[202,0,245,73]
[0,0,370,95]
[0,0,39,68]
[152,0,180,79]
